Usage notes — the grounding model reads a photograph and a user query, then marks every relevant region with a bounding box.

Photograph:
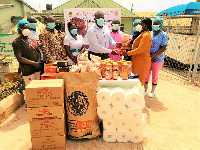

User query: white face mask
[22,29,31,36]
[136,24,142,32]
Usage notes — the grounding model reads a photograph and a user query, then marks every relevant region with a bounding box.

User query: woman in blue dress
[144,17,168,98]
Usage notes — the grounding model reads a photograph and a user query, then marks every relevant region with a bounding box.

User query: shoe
[143,91,147,96]
[149,91,155,98]
[24,104,27,111]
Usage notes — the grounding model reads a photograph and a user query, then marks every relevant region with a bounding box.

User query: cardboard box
[25,80,64,107]
[27,106,64,121]
[45,66,57,73]
[57,67,70,72]
[41,73,56,80]
[44,61,56,72]
[30,79,64,84]
[57,61,68,67]
[32,136,66,150]
[29,117,66,138]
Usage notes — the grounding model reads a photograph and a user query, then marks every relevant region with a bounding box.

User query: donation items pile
[25,79,66,150]
[97,86,146,143]
[41,51,133,81]
[74,51,133,80]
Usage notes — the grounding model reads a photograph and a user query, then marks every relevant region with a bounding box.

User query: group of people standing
[12,11,168,102]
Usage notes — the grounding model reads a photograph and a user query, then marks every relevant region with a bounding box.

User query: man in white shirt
[87,11,121,60]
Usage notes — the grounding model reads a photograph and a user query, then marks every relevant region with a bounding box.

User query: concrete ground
[0,70,200,150]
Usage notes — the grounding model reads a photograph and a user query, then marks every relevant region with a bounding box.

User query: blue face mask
[133,27,137,32]
[96,18,104,27]
[70,29,77,35]
[30,23,37,29]
[47,23,55,29]
[152,25,160,31]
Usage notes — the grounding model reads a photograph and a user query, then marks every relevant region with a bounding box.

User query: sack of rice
[55,72,100,139]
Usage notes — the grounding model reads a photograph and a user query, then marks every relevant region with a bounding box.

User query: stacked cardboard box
[25,79,66,150]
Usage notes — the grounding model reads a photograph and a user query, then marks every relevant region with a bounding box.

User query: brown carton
[27,106,64,121]
[44,61,56,72]
[25,79,64,107]
[32,136,66,150]
[29,117,66,138]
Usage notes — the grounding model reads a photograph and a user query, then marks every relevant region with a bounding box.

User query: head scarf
[153,17,163,29]
[17,20,30,34]
[133,20,141,25]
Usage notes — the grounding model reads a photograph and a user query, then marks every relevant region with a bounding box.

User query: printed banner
[64,8,121,41]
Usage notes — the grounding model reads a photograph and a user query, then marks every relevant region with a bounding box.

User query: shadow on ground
[144,95,168,112]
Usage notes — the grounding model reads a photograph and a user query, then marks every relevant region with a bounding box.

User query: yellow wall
[133,11,159,18]
[0,0,36,33]
[121,19,134,34]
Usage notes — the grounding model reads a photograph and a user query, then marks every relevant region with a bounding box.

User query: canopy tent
[156,2,200,16]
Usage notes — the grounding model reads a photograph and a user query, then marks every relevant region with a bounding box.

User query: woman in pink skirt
[144,17,168,98]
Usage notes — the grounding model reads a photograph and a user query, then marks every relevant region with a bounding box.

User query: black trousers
[88,51,108,60]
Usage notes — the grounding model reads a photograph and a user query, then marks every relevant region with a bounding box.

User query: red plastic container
[41,73,56,80]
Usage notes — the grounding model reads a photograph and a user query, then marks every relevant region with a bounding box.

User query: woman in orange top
[123,18,152,85]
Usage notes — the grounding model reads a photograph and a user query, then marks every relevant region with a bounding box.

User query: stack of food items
[68,52,102,79]
[41,50,134,81]
[41,61,69,80]
[25,79,66,150]
[73,51,133,80]
[101,59,132,80]
[97,86,146,143]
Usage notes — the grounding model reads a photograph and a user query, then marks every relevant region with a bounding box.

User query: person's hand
[151,57,157,62]
[111,49,119,55]
[122,51,128,56]
[72,56,77,64]
[121,46,131,51]
[125,40,131,47]
[34,61,41,69]
[116,42,122,48]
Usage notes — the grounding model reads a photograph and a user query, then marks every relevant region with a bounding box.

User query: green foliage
[0,73,25,101]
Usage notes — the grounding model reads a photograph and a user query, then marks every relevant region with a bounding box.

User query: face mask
[136,24,142,32]
[55,25,61,31]
[70,29,77,35]
[22,29,31,36]
[30,23,37,29]
[152,25,160,31]
[133,27,137,32]
[47,23,55,29]
[96,18,104,27]
[112,24,119,30]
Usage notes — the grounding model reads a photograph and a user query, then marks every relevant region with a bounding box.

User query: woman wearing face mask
[64,22,85,64]
[144,17,168,98]
[125,19,141,61]
[122,18,152,86]
[12,20,41,110]
[108,19,123,61]
[39,15,66,62]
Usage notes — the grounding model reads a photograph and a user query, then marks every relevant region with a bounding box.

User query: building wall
[0,0,36,33]
[121,19,134,34]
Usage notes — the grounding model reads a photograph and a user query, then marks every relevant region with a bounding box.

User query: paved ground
[0,70,200,150]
